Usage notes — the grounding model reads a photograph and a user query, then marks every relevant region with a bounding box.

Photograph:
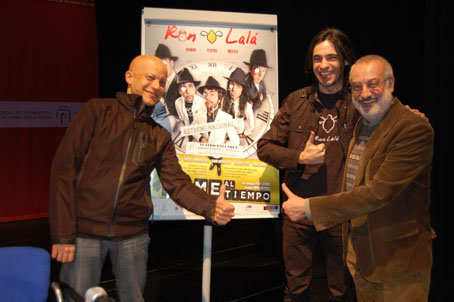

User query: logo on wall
[56,105,72,125]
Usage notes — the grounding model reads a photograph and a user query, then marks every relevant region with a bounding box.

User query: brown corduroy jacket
[310,98,433,283]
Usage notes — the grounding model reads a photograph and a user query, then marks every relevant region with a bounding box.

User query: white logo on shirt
[319,114,337,133]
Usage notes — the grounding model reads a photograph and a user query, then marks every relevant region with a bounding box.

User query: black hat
[176,68,201,86]
[244,49,270,68]
[224,68,247,86]
[155,44,178,61]
[198,76,226,95]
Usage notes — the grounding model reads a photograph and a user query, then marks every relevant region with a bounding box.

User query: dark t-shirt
[293,91,345,198]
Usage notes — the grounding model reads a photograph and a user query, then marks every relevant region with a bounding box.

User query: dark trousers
[282,217,355,302]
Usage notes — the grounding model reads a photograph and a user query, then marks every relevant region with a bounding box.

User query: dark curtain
[95,0,450,298]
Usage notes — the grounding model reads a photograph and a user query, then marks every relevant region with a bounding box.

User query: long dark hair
[222,80,249,118]
[305,28,356,93]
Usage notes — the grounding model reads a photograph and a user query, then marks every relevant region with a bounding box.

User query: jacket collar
[307,86,350,110]
[115,92,155,117]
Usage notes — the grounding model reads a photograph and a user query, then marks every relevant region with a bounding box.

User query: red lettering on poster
[164,26,197,42]
[187,33,197,42]
[225,28,258,45]
[164,25,178,39]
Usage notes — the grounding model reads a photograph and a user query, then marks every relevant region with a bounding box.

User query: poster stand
[202,225,213,302]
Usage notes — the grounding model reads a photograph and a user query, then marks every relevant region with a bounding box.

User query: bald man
[49,55,235,301]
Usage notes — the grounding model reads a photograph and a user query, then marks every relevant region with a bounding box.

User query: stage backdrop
[141,7,280,219]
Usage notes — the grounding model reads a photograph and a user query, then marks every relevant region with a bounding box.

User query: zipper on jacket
[109,108,138,237]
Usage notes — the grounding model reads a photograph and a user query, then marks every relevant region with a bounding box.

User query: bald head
[350,55,394,82]
[125,55,168,106]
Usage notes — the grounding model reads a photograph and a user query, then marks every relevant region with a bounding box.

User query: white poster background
[142,7,279,220]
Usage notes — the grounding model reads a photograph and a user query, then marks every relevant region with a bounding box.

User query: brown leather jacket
[50,92,215,243]
[257,86,359,188]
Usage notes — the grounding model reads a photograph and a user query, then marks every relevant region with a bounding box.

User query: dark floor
[0,218,444,301]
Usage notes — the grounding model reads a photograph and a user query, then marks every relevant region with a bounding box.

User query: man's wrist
[305,198,312,221]
[52,238,75,245]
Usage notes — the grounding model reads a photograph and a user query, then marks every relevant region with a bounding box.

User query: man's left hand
[281,183,307,222]
[214,184,235,225]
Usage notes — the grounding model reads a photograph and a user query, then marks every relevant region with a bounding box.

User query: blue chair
[0,246,51,301]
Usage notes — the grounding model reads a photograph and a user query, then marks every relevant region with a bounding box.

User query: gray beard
[353,89,393,126]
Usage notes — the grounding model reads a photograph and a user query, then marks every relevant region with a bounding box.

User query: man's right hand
[298,131,326,164]
[281,183,307,222]
[214,184,235,225]
[51,243,75,263]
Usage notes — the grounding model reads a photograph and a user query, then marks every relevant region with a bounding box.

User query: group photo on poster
[142,8,280,219]
[164,53,273,159]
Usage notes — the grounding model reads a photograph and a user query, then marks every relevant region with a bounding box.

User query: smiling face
[125,55,167,106]
[350,58,395,124]
[312,40,345,94]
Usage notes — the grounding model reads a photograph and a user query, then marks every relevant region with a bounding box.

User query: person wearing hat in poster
[222,67,255,141]
[244,49,270,111]
[174,68,206,140]
[193,76,240,146]
[155,43,179,117]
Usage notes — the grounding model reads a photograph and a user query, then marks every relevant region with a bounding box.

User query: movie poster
[142,8,280,219]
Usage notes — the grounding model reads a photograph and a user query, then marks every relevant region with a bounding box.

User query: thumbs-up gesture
[214,184,235,225]
[281,183,307,222]
[298,131,326,164]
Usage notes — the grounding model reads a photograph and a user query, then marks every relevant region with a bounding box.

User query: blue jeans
[60,233,150,302]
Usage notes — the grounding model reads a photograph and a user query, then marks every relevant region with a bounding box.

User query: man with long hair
[258,28,358,301]
[222,67,255,140]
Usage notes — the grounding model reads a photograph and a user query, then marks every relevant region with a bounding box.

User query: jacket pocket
[379,219,419,242]
[132,130,149,165]
[288,119,309,150]
[117,198,152,223]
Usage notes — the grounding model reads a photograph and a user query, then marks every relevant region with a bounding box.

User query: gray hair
[349,54,394,81]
